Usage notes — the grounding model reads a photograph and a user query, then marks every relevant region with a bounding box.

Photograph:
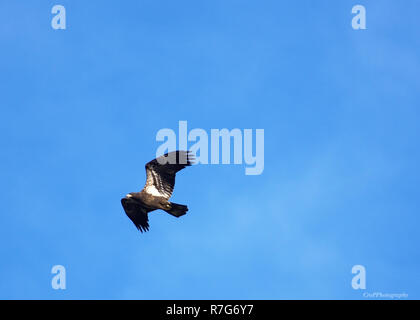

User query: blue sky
[0,0,419,299]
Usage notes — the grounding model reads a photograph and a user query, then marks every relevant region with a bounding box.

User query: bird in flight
[121,150,195,232]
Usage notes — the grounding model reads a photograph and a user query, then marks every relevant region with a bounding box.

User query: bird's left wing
[121,197,150,232]
[144,151,194,199]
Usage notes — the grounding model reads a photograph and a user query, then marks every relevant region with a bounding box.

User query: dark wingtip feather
[137,224,149,233]
[185,150,196,166]
[121,197,150,233]
[156,150,196,166]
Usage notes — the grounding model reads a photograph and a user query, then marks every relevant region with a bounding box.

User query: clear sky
[0,0,419,299]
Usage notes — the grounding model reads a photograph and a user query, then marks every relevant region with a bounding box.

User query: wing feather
[144,151,194,199]
[121,197,150,232]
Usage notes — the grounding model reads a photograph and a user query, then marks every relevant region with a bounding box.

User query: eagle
[121,150,195,232]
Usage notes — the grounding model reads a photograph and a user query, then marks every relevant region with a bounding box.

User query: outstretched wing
[144,150,194,200]
[121,197,150,232]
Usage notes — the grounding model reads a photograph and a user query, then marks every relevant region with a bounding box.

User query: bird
[121,150,195,232]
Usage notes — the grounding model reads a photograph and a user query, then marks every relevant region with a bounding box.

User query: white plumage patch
[145,185,166,197]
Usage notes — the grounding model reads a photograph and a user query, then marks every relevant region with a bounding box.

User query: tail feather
[165,202,188,217]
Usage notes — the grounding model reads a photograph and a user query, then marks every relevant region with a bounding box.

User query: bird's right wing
[121,197,150,232]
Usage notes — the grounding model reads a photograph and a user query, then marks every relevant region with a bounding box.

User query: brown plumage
[121,151,195,232]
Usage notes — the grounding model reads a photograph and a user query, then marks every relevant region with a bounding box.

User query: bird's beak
[126,194,132,198]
